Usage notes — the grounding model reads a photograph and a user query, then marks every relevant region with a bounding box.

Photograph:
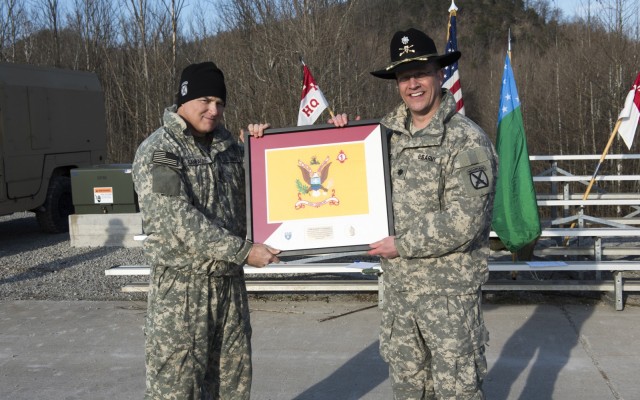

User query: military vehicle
[0,62,107,232]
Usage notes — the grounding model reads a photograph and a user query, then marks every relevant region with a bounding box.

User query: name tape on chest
[184,157,212,166]
[413,153,438,162]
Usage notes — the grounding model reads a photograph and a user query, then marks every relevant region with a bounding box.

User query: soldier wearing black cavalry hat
[334,28,498,399]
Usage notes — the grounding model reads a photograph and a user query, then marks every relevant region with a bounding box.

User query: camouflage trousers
[380,285,489,400]
[144,266,252,400]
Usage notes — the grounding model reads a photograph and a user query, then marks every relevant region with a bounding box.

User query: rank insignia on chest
[469,167,489,190]
[152,151,180,168]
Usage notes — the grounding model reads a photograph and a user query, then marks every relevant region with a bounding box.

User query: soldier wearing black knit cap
[133,61,279,400]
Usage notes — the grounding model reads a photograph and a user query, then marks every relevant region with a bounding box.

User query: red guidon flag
[618,72,640,149]
[297,64,329,126]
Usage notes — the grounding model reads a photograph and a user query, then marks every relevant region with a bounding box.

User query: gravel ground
[0,212,148,301]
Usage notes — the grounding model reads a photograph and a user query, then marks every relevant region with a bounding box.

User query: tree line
[2,0,639,196]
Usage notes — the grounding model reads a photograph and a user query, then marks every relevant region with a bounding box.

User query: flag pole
[566,120,622,233]
[508,28,512,60]
[447,0,457,39]
[507,29,516,264]
[581,120,622,199]
[448,0,457,13]
[509,31,514,264]
[298,55,335,120]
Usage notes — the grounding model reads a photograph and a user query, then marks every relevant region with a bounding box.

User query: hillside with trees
[1,0,639,183]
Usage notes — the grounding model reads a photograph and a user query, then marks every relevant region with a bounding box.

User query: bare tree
[34,0,63,67]
[68,0,114,70]
[0,0,28,62]
[160,0,186,83]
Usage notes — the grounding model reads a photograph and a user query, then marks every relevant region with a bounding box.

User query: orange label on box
[93,187,114,204]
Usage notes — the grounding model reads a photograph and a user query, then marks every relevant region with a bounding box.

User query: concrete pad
[0,301,145,399]
[250,301,389,400]
[483,304,612,400]
[69,213,143,248]
[1,300,640,399]
[565,304,640,398]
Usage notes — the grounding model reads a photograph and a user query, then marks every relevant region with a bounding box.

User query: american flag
[442,1,465,115]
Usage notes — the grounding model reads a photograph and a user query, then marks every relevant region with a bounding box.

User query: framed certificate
[244,120,394,256]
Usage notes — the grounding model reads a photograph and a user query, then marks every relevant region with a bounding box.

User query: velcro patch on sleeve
[152,151,180,168]
[151,165,181,196]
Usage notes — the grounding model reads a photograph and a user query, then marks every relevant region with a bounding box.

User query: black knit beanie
[176,62,227,107]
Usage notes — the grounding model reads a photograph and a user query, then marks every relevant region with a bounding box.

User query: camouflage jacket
[381,90,498,294]
[132,107,252,276]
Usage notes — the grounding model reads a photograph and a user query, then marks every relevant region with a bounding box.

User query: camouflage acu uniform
[379,90,497,399]
[132,107,254,400]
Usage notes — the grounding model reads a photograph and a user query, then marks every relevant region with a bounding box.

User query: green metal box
[71,164,138,214]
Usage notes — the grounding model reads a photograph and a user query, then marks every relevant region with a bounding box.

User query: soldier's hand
[328,113,361,127]
[245,123,271,139]
[246,243,280,268]
[367,236,399,259]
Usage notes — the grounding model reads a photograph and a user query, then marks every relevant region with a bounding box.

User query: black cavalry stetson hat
[370,28,461,80]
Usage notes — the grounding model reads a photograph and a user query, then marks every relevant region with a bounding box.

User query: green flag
[491,54,541,252]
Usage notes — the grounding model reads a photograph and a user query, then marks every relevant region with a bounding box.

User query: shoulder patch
[468,167,490,190]
[152,151,180,168]
[455,147,496,197]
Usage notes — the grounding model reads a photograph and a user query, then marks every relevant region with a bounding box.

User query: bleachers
[105,154,640,310]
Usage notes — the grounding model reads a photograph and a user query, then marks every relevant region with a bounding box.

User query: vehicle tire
[36,176,74,233]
